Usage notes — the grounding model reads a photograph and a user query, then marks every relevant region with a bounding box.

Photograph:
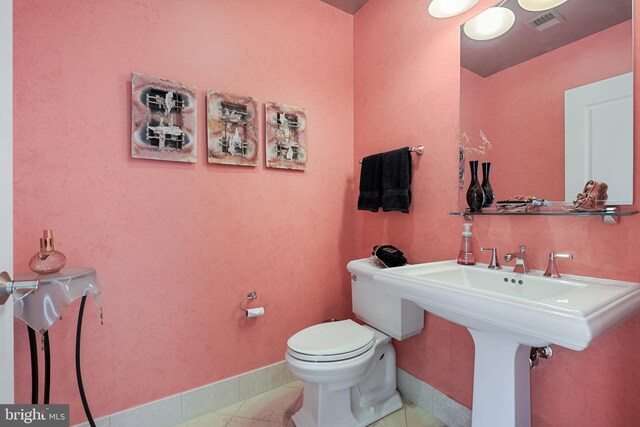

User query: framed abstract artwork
[207,91,259,166]
[131,72,197,163]
[265,102,308,170]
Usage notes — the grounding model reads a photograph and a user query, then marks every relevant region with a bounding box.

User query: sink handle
[480,248,502,270]
[543,253,573,278]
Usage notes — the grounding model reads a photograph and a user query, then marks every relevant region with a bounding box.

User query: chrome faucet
[503,245,530,274]
[544,253,573,278]
[480,247,502,270]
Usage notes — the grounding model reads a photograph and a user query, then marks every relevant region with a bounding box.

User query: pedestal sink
[373,261,640,427]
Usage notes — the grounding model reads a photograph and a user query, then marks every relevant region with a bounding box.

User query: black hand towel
[381,147,412,213]
[357,153,383,212]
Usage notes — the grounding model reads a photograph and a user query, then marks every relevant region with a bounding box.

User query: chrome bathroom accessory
[544,253,573,278]
[239,290,258,312]
[529,346,553,369]
[503,245,530,274]
[358,145,424,163]
[480,247,501,269]
[0,271,39,305]
[239,291,265,317]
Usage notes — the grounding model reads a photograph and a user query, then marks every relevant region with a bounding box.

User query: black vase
[466,160,485,212]
[481,162,494,207]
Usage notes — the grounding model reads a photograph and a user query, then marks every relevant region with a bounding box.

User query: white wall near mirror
[459,0,633,207]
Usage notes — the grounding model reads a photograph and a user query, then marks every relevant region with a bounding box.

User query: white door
[565,72,634,204]
[0,0,14,403]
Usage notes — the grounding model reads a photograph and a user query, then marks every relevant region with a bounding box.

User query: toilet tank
[347,258,424,340]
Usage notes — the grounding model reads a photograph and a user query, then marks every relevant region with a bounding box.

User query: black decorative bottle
[481,162,494,207]
[466,160,485,212]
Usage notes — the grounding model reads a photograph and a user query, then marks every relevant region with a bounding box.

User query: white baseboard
[396,368,472,427]
[73,361,291,427]
[73,362,470,427]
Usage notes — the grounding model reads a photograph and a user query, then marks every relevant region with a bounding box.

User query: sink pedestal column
[468,329,532,427]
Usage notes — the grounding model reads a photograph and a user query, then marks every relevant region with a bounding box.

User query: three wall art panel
[131,72,307,171]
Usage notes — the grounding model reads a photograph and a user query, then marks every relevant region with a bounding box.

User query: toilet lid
[287,319,375,361]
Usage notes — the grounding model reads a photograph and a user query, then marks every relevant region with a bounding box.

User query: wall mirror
[458,0,633,211]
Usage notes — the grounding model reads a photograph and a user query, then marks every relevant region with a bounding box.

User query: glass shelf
[13,267,101,332]
[449,206,639,224]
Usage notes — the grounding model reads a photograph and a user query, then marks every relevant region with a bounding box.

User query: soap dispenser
[29,229,66,274]
[457,223,476,265]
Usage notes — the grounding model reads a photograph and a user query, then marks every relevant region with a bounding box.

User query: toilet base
[287,325,403,427]
[289,331,402,427]
[291,389,402,427]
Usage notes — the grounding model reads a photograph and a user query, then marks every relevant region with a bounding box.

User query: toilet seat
[287,319,376,362]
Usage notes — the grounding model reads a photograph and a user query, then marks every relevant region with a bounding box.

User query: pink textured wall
[13,0,640,425]
[13,0,353,424]
[465,21,631,202]
[459,66,485,207]
[355,0,640,426]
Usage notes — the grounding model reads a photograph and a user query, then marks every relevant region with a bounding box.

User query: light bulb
[518,0,568,12]
[463,7,516,41]
[428,0,480,18]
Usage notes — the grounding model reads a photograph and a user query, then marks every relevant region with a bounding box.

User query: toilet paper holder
[239,290,258,312]
[239,290,267,317]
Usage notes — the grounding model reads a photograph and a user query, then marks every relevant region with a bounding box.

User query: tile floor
[175,381,447,427]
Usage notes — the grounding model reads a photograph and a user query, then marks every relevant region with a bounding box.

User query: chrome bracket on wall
[529,346,553,369]
[239,290,258,312]
[602,215,620,225]
[0,271,39,305]
[602,206,623,224]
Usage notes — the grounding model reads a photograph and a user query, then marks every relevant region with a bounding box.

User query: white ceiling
[319,0,370,14]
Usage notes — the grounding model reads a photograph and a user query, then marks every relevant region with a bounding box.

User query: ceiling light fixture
[463,6,516,41]
[517,0,568,12]
[428,0,479,18]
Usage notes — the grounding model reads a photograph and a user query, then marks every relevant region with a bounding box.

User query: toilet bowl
[285,258,425,427]
[286,320,401,427]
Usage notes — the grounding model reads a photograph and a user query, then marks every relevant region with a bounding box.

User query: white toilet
[285,258,424,427]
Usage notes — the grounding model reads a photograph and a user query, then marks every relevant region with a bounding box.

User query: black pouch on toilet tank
[372,245,407,268]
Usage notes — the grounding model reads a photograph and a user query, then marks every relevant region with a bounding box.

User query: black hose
[76,295,96,427]
[43,331,50,404]
[27,326,38,404]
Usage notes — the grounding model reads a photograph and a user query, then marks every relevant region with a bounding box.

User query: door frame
[0,0,14,403]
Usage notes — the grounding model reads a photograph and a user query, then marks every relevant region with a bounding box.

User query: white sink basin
[373,260,640,427]
[375,260,640,350]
